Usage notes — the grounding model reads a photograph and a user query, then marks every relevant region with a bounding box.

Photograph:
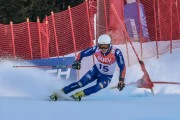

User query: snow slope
[0,48,180,120]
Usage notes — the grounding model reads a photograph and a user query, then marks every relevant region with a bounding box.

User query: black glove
[72,60,81,70]
[139,61,144,65]
[117,78,125,91]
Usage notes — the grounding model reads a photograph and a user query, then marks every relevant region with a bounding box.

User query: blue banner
[124,2,150,42]
[28,57,77,81]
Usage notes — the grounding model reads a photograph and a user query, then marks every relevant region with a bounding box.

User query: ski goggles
[98,44,110,49]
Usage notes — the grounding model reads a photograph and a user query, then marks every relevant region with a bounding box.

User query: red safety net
[0,0,180,67]
[95,0,180,66]
[0,2,92,60]
[94,0,180,90]
[96,0,126,44]
[0,24,13,58]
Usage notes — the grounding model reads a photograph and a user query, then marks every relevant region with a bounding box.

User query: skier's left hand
[72,60,81,70]
[117,78,125,91]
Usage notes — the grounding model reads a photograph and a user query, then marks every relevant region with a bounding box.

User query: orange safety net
[0,0,179,67]
[96,0,126,44]
[0,2,92,60]
[0,0,180,87]
[0,24,13,58]
[96,0,180,66]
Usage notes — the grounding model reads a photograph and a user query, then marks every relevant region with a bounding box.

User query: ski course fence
[0,0,180,70]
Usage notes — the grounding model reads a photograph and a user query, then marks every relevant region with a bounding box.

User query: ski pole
[13,65,72,69]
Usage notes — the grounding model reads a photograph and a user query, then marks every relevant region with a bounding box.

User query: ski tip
[70,95,81,101]
[49,93,58,101]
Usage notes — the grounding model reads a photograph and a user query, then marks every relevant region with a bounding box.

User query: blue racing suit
[63,45,125,96]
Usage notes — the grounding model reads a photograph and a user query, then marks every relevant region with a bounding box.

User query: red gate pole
[111,5,140,61]
[111,5,154,94]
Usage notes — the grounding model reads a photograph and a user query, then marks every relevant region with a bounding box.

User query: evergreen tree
[0,0,85,24]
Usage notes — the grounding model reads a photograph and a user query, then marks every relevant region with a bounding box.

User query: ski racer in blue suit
[50,34,126,101]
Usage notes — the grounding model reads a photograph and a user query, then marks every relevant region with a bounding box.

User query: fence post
[51,11,59,57]
[37,17,43,58]
[45,16,50,58]
[86,0,93,46]
[10,21,16,58]
[176,0,180,39]
[86,0,95,64]
[68,6,77,57]
[103,0,109,33]
[157,0,162,40]
[68,6,79,80]
[153,0,159,59]
[170,1,173,54]
[27,18,33,59]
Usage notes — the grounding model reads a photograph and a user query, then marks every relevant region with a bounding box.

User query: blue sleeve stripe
[79,46,97,61]
[115,49,125,72]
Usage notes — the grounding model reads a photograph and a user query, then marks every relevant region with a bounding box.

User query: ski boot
[71,90,85,101]
[49,93,58,101]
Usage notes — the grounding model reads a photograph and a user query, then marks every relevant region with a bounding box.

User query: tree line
[0,0,85,24]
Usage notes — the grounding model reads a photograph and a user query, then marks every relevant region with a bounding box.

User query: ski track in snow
[0,48,180,120]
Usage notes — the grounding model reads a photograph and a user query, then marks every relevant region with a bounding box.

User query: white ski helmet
[98,34,111,44]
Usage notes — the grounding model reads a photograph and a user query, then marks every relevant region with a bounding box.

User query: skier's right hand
[139,61,144,65]
[117,78,125,91]
[72,60,81,70]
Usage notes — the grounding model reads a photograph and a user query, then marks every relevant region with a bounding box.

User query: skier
[50,34,126,101]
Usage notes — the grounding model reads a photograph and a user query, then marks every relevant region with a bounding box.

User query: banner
[124,2,150,42]
[28,57,77,81]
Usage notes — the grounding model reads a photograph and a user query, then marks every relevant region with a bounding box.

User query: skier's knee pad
[78,81,83,87]
[85,73,92,80]
[99,80,109,89]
